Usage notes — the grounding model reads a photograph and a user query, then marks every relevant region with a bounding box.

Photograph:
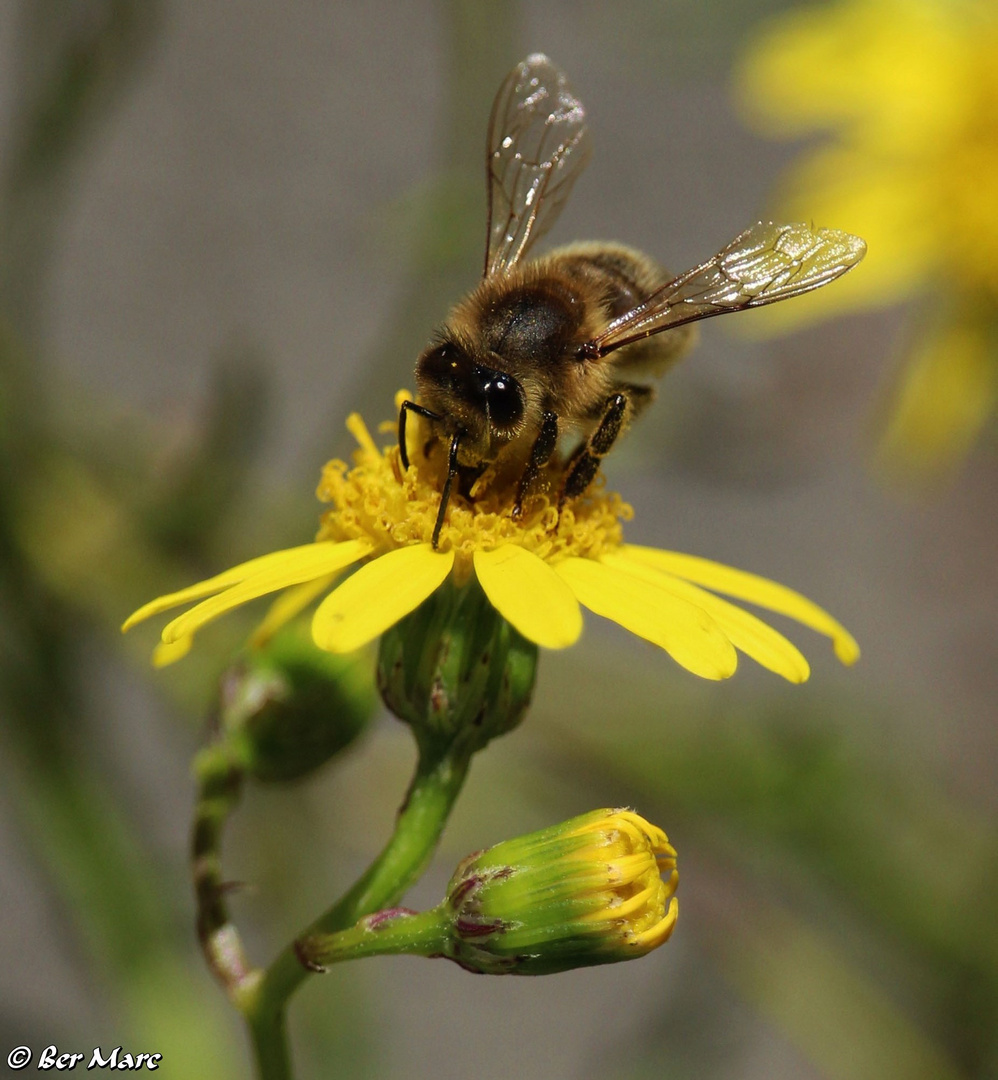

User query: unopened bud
[220,624,375,782]
[441,808,678,974]
[377,575,538,755]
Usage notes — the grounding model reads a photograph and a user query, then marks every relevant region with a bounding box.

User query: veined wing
[587,222,867,356]
[485,53,591,278]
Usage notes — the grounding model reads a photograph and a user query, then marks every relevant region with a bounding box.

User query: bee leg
[512,410,559,519]
[559,386,652,506]
[432,431,462,549]
[623,383,655,422]
[398,399,444,471]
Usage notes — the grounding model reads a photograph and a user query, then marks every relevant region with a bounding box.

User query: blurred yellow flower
[123,394,858,683]
[735,0,998,481]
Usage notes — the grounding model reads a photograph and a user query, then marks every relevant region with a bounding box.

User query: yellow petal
[473,545,583,649]
[346,412,380,460]
[161,539,373,644]
[631,896,679,950]
[622,545,859,665]
[602,551,810,683]
[121,541,359,632]
[554,557,738,680]
[152,636,193,668]
[312,543,454,653]
[249,572,339,649]
[736,0,965,149]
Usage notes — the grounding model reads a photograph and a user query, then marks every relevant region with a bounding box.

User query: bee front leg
[512,410,559,519]
[398,399,444,471]
[431,431,462,549]
[559,385,653,507]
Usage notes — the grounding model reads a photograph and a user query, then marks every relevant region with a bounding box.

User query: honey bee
[399,54,866,546]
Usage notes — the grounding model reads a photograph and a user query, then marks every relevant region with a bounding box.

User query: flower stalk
[191,737,253,996]
[184,628,472,1079]
[295,908,449,970]
[238,737,473,1079]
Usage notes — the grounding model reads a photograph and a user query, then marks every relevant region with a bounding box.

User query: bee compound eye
[484,375,523,428]
[418,342,465,386]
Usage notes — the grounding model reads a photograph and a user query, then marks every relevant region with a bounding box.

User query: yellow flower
[734,0,998,481]
[123,393,858,683]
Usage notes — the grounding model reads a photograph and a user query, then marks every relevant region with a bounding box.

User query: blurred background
[1,1,996,1078]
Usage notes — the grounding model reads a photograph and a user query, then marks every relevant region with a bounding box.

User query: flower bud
[377,575,538,755]
[440,808,678,975]
[220,624,375,782]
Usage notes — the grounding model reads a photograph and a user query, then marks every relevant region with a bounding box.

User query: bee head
[416,340,525,447]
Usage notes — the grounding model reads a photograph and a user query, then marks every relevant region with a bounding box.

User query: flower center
[314,397,631,568]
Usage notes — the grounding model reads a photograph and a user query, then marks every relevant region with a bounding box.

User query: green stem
[191,737,253,995]
[240,741,471,1080]
[298,908,448,969]
[245,995,291,1080]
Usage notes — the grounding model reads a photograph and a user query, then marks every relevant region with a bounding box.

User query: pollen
[314,393,631,572]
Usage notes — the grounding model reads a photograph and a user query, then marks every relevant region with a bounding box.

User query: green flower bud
[377,574,538,755]
[297,808,678,975]
[220,624,375,782]
[441,808,678,975]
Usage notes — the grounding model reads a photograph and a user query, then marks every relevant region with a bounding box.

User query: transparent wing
[588,222,867,356]
[484,53,592,278]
